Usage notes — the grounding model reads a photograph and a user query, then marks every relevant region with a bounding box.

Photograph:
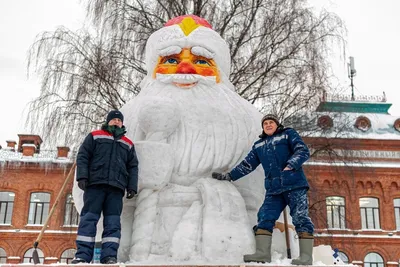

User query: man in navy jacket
[72,110,139,264]
[212,114,314,264]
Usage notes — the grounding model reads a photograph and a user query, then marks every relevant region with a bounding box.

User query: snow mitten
[78,180,88,191]
[211,172,232,181]
[126,190,136,199]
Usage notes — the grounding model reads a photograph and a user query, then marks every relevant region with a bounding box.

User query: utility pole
[348,56,356,101]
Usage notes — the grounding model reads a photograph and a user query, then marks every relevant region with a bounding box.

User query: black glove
[78,180,88,191]
[211,172,232,181]
[126,190,136,199]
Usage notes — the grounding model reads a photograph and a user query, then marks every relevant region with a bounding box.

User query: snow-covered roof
[303,112,400,140]
[0,149,74,164]
[305,160,400,168]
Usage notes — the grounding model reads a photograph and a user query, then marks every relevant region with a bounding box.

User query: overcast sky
[0,0,84,148]
[0,0,400,148]
[311,0,400,105]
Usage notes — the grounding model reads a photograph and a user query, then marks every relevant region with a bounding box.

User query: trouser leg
[75,186,105,262]
[100,186,124,262]
[285,189,314,235]
[257,194,286,232]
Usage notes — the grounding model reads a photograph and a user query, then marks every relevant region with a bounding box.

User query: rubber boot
[291,237,314,265]
[243,229,272,263]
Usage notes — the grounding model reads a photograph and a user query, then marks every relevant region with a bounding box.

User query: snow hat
[106,110,124,124]
[144,15,231,77]
[261,114,280,127]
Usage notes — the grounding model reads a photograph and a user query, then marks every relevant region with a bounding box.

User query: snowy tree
[27,0,345,147]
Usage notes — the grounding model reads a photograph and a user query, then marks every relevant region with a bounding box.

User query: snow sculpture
[74,14,298,263]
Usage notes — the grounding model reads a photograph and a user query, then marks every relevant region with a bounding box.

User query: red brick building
[303,94,400,266]
[1,95,400,266]
[0,135,77,264]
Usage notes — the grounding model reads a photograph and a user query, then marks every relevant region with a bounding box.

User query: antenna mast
[348,56,357,101]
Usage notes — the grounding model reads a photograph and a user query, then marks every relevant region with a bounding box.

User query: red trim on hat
[164,15,212,29]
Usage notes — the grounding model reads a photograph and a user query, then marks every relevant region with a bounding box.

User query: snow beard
[123,73,261,185]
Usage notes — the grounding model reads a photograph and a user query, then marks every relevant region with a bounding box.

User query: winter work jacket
[76,129,139,193]
[229,127,310,195]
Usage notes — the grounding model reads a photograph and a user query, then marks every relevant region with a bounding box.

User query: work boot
[102,256,118,264]
[292,232,314,265]
[243,229,272,263]
[70,257,88,264]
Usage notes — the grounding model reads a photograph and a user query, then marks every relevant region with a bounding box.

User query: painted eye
[164,58,178,64]
[195,59,210,65]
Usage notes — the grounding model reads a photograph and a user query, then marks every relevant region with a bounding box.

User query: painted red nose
[176,62,197,74]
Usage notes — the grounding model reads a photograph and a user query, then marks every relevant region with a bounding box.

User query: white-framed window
[60,248,76,264]
[360,197,380,229]
[364,252,384,267]
[64,194,79,226]
[0,191,15,225]
[0,247,7,263]
[23,248,44,263]
[394,198,400,230]
[28,192,50,225]
[326,196,346,229]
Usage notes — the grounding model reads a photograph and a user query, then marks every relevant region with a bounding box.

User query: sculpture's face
[153,48,221,89]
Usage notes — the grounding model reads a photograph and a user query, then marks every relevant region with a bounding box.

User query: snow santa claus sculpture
[74,14,299,263]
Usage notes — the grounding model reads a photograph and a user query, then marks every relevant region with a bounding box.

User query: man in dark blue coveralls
[212,114,314,265]
[72,110,139,264]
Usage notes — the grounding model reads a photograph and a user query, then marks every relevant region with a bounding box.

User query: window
[28,193,50,225]
[326,196,346,229]
[0,247,6,263]
[394,199,400,230]
[23,248,43,263]
[338,251,349,264]
[60,249,76,264]
[64,194,79,226]
[360,197,380,229]
[364,252,384,267]
[0,191,15,225]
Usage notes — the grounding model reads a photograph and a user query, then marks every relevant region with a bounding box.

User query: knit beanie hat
[106,110,124,124]
[261,114,280,127]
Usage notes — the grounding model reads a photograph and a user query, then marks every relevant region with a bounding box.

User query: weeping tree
[27,0,345,148]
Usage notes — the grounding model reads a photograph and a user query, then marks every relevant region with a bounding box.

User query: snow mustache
[156,73,217,88]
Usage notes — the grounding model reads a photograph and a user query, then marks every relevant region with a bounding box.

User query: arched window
[28,192,50,225]
[64,194,79,226]
[359,197,380,229]
[23,248,44,263]
[364,252,384,267]
[394,198,400,230]
[338,251,349,264]
[326,196,346,229]
[60,248,76,264]
[0,191,15,224]
[0,247,7,263]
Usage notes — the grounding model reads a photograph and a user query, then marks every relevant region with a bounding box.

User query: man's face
[108,118,123,128]
[153,48,220,88]
[263,120,278,136]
